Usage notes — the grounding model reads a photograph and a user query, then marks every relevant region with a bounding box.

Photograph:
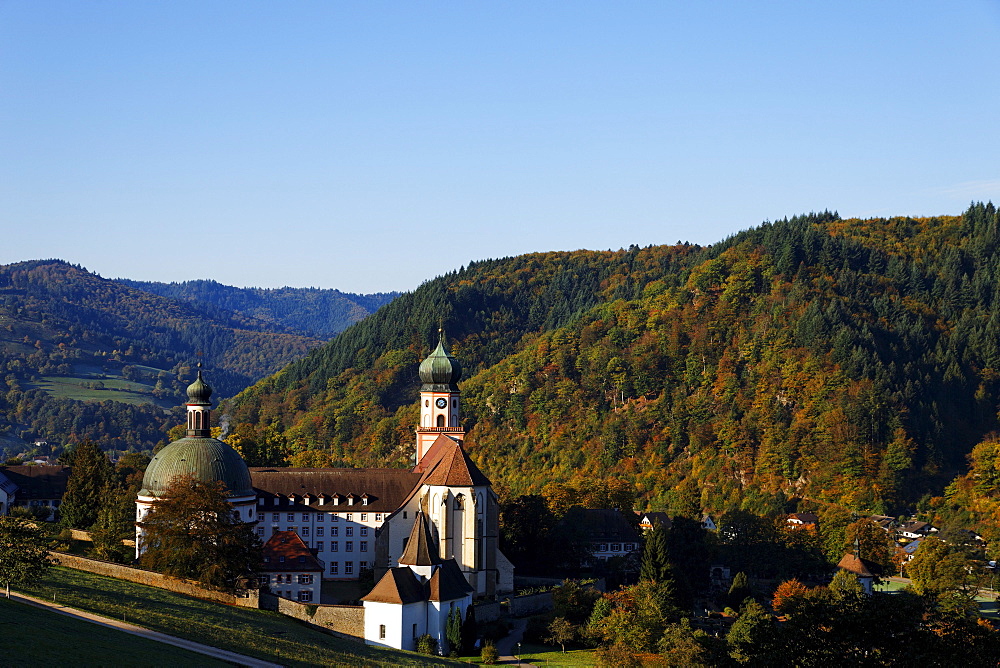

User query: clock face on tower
[435,398,448,409]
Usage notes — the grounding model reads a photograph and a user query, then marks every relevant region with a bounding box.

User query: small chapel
[135,332,513,650]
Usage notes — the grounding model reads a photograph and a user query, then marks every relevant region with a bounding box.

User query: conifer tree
[640,520,671,583]
[446,606,463,655]
[59,440,112,529]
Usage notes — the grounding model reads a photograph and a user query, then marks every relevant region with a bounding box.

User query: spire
[418,328,462,391]
[398,511,442,567]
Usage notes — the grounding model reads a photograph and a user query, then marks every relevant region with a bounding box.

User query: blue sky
[2,2,999,293]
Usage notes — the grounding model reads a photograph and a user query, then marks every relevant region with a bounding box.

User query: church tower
[415,329,464,462]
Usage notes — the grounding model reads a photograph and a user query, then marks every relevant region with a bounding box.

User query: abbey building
[136,334,514,604]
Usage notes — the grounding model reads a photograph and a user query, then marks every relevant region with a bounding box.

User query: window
[258,575,269,586]
[316,514,324,522]
[437,414,445,427]
[331,542,338,552]
[332,514,339,522]
[298,574,313,585]
[360,561,368,569]
[271,526,279,535]
[345,561,353,575]
[331,562,339,575]
[316,527,324,537]
[256,527,264,536]
[346,541,353,552]
[346,513,353,522]
[332,527,339,537]
[302,513,309,522]
[611,544,620,552]
[287,513,295,522]
[360,541,368,552]
[362,497,368,506]
[379,624,386,640]
[302,527,310,537]
[403,511,407,519]
[316,542,324,552]
[361,513,367,521]
[247,510,255,520]
[360,527,368,537]
[599,544,607,552]
[298,556,306,563]
[375,513,382,522]
[272,513,279,522]
[413,624,418,639]
[279,556,285,563]
[346,527,353,537]
[298,591,313,602]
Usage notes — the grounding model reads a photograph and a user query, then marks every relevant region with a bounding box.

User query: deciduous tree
[0,515,51,598]
[138,475,261,593]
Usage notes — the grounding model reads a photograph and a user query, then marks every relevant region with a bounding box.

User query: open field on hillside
[18,567,464,667]
[25,375,171,408]
[0,596,230,667]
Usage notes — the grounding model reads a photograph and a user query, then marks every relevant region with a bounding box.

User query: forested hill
[0,260,322,454]
[117,278,399,339]
[228,203,1000,521]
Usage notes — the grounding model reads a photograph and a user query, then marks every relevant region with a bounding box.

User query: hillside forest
[226,203,1000,549]
[0,261,392,455]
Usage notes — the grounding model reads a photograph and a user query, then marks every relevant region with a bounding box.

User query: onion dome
[186,367,212,405]
[418,329,462,391]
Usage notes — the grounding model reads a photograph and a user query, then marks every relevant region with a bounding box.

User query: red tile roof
[261,530,323,572]
[413,435,490,487]
[362,567,426,604]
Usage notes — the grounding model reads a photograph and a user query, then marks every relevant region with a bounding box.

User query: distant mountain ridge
[0,259,361,454]
[116,279,399,339]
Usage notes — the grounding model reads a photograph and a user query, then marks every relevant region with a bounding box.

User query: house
[898,520,937,541]
[638,512,672,532]
[869,515,895,532]
[786,513,818,530]
[569,508,641,564]
[837,552,883,595]
[137,333,514,601]
[0,465,70,520]
[362,511,473,653]
[260,530,324,602]
[702,514,717,532]
[897,538,922,564]
[0,470,17,516]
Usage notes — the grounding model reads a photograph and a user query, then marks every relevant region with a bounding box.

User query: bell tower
[415,329,464,462]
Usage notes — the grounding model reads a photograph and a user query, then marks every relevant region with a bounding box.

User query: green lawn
[0,596,231,667]
[18,567,465,667]
[516,643,596,667]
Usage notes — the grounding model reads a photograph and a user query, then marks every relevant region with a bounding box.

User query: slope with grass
[0,596,232,668]
[16,567,462,667]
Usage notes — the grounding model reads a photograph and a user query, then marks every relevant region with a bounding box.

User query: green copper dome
[186,368,212,405]
[419,331,462,391]
[139,437,254,498]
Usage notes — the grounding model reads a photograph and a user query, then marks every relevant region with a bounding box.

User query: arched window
[437,414,445,427]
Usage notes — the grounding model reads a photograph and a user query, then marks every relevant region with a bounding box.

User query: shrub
[481,641,499,664]
[415,633,438,655]
[522,613,555,643]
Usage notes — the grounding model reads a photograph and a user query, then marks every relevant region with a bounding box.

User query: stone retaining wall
[260,591,365,639]
[508,591,553,617]
[50,552,258,608]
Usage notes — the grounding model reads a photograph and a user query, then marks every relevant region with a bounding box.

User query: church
[136,332,514,610]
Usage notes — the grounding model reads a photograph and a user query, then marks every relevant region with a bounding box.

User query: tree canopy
[138,475,261,593]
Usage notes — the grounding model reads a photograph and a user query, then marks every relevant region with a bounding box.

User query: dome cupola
[418,329,462,391]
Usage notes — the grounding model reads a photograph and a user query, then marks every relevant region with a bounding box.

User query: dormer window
[279,556,285,563]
